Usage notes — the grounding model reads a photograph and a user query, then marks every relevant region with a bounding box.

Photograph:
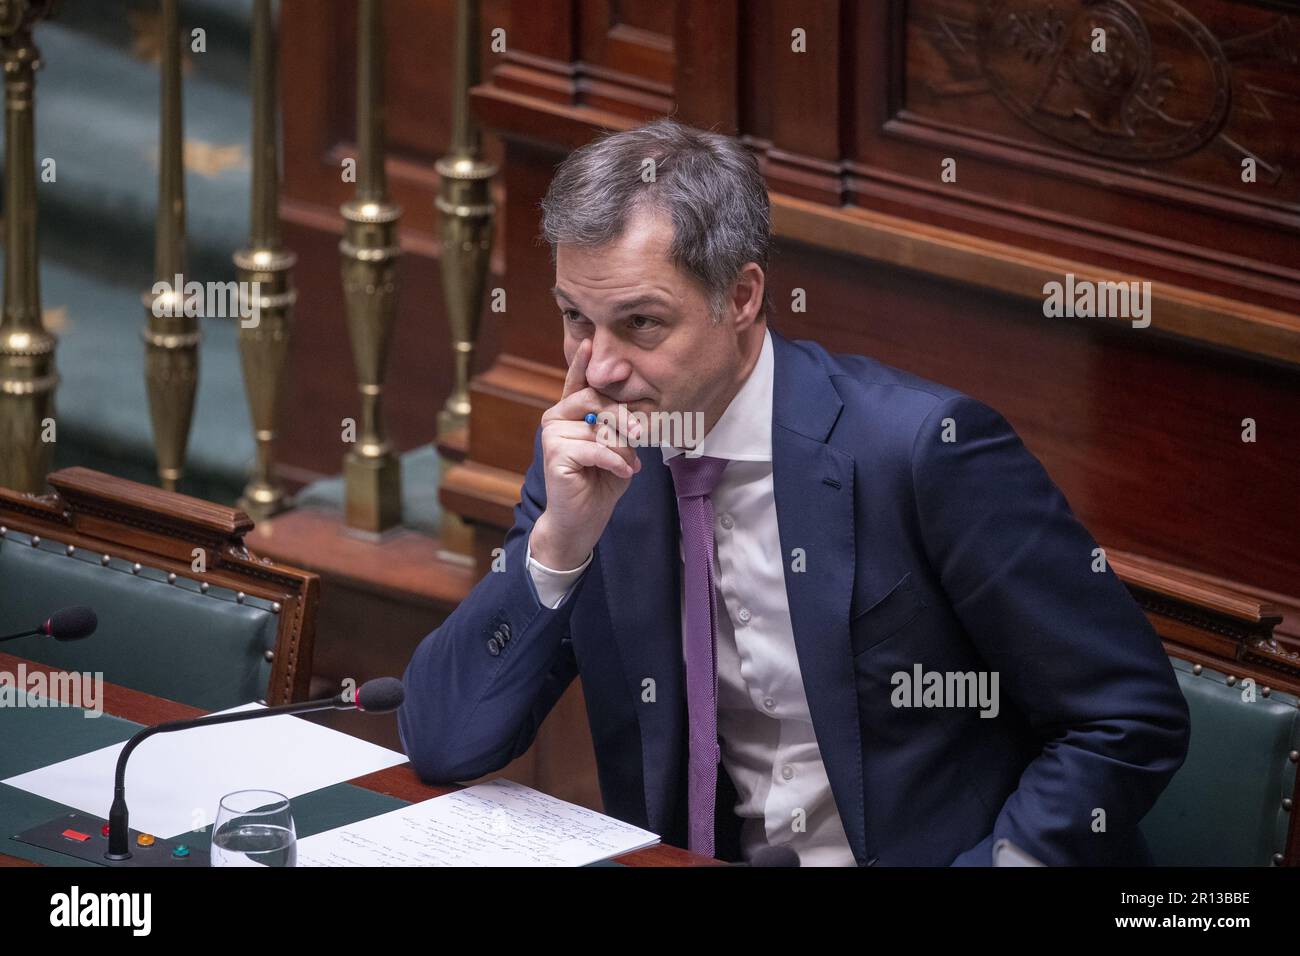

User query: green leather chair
[1140,656,1299,866]
[0,467,316,710]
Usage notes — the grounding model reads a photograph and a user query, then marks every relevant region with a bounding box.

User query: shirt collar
[660,326,773,464]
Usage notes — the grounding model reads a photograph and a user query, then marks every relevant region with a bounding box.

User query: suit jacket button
[487,637,501,656]
[499,622,511,640]
[494,626,509,644]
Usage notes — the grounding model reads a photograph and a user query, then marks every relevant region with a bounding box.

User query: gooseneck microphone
[106,677,405,861]
[0,606,98,643]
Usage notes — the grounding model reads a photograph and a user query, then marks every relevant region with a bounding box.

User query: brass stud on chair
[30,535,40,547]
[1192,664,1203,675]
[131,563,142,574]
[0,525,7,536]
[101,554,111,566]
[1290,751,1299,764]
[1226,675,1237,686]
[1273,853,1285,865]
[271,602,281,614]
[167,572,177,584]
[264,650,274,662]
[1283,798,1293,812]
[65,544,75,555]
[199,582,209,594]
[236,592,246,604]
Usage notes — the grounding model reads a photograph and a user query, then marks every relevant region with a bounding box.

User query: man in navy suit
[398,118,1190,866]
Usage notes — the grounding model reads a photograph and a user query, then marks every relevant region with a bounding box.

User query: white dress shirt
[525,327,855,865]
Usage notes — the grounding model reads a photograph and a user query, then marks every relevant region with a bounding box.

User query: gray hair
[539,117,773,325]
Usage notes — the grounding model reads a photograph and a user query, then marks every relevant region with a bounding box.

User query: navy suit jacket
[399,327,1191,866]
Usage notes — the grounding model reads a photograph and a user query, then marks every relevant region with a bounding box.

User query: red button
[61,829,91,842]
[100,824,111,838]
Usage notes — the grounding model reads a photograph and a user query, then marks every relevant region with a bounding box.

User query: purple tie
[667,453,729,857]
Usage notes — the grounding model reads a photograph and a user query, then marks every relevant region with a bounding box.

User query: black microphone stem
[106,694,346,860]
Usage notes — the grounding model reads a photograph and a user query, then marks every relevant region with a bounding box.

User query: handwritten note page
[297,778,659,866]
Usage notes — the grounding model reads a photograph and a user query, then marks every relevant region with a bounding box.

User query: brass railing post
[434,0,496,559]
[142,0,196,492]
[340,0,402,534]
[235,0,295,520]
[0,0,59,493]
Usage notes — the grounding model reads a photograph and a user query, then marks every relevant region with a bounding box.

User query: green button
[171,844,190,858]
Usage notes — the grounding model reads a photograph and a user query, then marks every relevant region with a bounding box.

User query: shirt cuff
[526,533,593,609]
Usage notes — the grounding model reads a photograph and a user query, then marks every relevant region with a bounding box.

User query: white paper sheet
[296,778,660,866]
[1,703,409,838]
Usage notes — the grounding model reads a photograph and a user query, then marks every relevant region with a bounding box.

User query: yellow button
[135,833,156,847]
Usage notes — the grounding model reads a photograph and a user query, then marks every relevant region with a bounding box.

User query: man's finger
[561,337,591,400]
[544,415,641,465]
[565,439,636,480]
[547,388,642,440]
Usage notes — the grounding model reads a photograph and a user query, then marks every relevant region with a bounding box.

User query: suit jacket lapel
[770,329,869,865]
[599,445,684,838]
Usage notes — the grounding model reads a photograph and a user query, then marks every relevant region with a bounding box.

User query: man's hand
[530,338,643,570]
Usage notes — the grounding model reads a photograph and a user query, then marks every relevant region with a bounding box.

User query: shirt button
[719,513,734,530]
[763,697,775,711]
[737,607,751,625]
[781,765,794,781]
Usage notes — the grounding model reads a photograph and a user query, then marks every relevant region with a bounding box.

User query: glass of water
[211,790,297,867]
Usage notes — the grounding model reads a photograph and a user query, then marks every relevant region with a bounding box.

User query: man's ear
[730,262,766,328]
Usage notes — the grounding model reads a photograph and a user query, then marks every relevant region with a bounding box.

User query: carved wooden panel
[846,0,1300,316]
[906,0,1298,206]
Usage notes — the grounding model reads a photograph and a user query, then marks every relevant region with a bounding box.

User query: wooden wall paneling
[675,0,740,133]
[761,0,849,204]
[737,0,778,147]
[488,0,674,118]
[579,0,676,88]
[773,191,1300,366]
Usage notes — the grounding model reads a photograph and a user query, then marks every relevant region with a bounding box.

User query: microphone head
[750,844,800,867]
[353,677,404,713]
[44,606,98,642]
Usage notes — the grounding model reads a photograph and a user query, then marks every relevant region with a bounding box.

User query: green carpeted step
[2,20,253,287]
[53,0,253,95]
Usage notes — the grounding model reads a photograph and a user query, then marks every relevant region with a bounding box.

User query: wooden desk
[0,652,719,867]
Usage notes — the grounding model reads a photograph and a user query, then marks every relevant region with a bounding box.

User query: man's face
[552,207,763,438]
